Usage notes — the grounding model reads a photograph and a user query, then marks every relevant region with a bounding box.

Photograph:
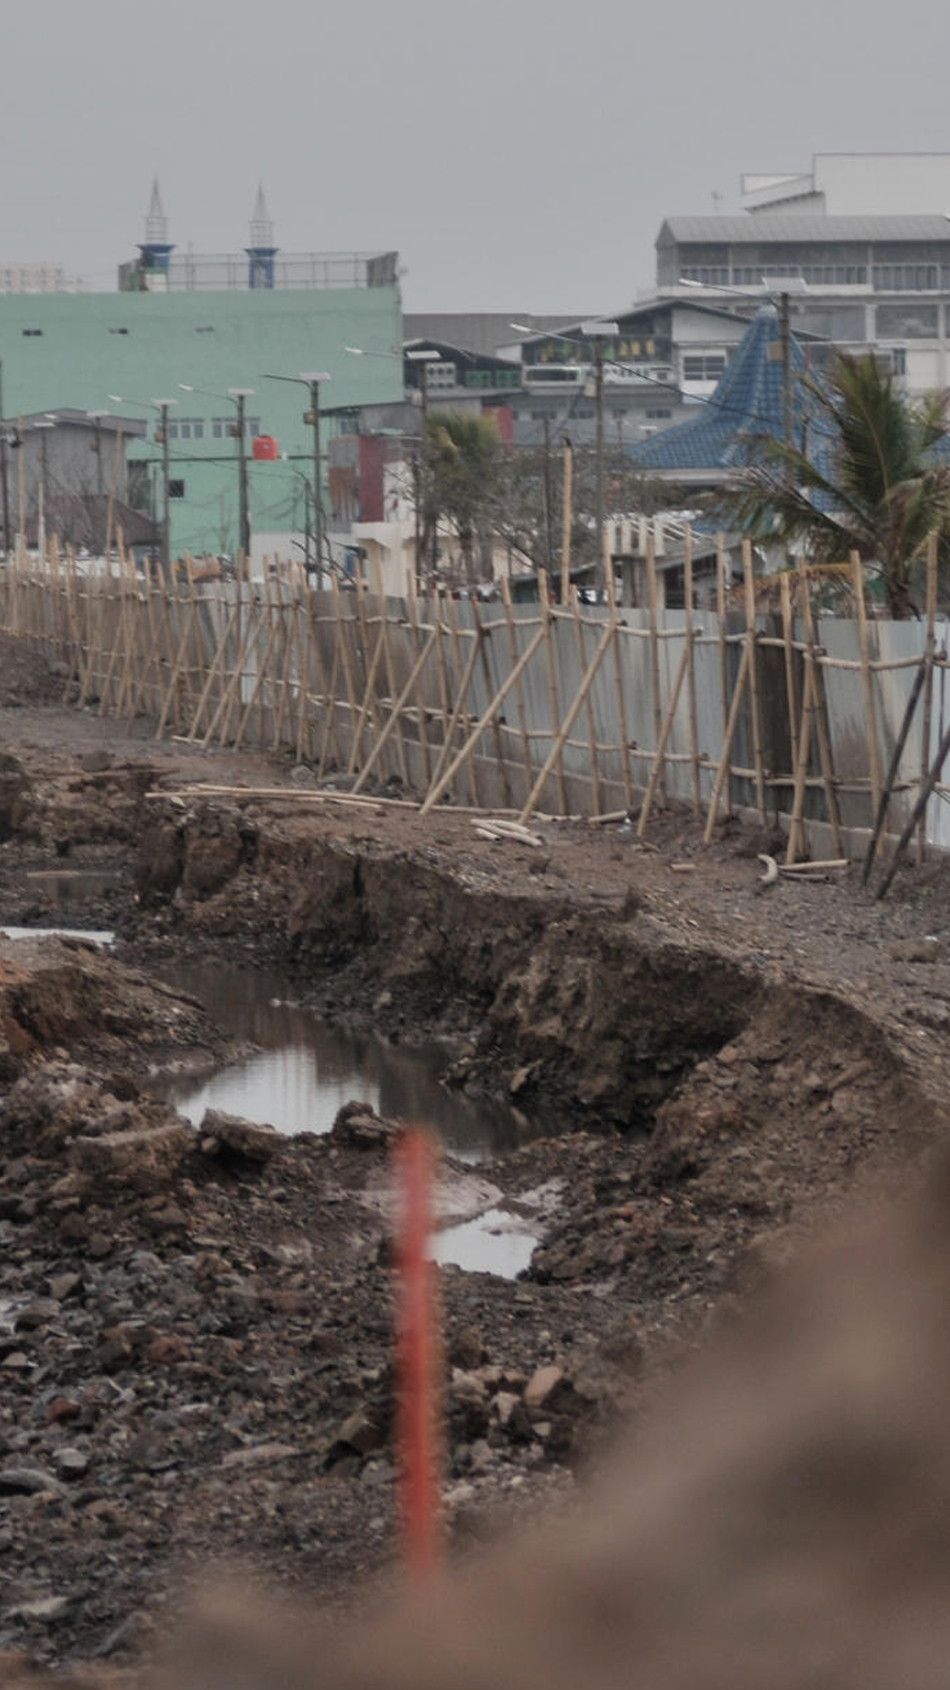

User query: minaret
[246,184,278,289]
[137,178,174,275]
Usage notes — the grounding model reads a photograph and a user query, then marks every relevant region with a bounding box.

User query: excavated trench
[129,803,924,1163]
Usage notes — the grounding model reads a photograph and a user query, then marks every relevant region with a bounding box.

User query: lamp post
[403,348,443,584]
[178,384,255,571]
[32,420,55,555]
[0,363,9,558]
[511,320,618,594]
[110,395,177,566]
[261,372,330,584]
[86,411,109,496]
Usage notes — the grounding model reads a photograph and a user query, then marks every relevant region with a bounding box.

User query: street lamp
[261,372,330,582]
[86,410,110,497]
[178,384,255,567]
[109,395,177,566]
[31,420,55,556]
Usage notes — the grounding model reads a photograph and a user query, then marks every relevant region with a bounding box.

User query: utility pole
[780,290,792,455]
[149,402,174,568]
[594,339,606,595]
[541,415,553,572]
[233,391,250,566]
[0,363,9,559]
[305,377,324,585]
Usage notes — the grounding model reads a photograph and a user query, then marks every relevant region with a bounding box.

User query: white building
[655,155,950,396]
[0,262,79,295]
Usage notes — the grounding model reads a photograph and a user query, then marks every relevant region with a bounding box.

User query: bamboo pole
[295,584,316,764]
[538,569,569,815]
[372,560,411,788]
[876,713,950,898]
[779,570,799,782]
[421,623,548,818]
[402,576,432,786]
[703,643,751,844]
[444,591,480,807]
[637,634,691,837]
[742,540,768,826]
[604,539,634,812]
[861,656,928,886]
[785,655,816,864]
[850,549,882,819]
[646,527,664,799]
[499,576,533,803]
[346,615,387,776]
[471,590,514,808]
[683,526,701,815]
[916,531,939,863]
[715,537,733,818]
[423,613,484,799]
[431,587,455,777]
[516,624,612,825]
[352,629,438,795]
[570,586,603,817]
[560,439,573,604]
[798,557,845,857]
[331,573,362,769]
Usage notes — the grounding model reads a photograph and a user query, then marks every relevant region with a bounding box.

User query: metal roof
[659,214,950,244]
[629,306,835,476]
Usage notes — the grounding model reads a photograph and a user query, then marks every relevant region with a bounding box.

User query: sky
[5,0,950,314]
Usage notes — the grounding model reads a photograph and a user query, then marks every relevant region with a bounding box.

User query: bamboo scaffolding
[604,539,634,812]
[517,624,613,826]
[422,622,548,818]
[570,586,603,817]
[715,537,733,818]
[850,550,882,818]
[917,532,939,864]
[682,528,702,815]
[537,569,568,815]
[742,541,768,826]
[637,634,691,837]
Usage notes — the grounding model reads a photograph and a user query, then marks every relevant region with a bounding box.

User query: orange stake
[395,1128,442,1577]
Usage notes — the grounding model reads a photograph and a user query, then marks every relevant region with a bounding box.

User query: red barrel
[252,434,280,460]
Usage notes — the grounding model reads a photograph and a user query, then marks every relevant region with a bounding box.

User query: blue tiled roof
[630,306,826,475]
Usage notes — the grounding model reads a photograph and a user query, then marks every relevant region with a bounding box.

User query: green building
[0,186,403,559]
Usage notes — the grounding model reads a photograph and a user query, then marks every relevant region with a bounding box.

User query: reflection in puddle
[154,961,532,1164]
[433,1209,538,1278]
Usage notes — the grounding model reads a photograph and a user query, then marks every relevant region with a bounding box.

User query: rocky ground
[0,630,948,1671]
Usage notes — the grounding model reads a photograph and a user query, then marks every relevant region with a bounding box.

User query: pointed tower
[137,178,174,278]
[246,184,278,289]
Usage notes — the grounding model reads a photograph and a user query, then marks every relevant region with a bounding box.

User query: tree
[725,353,950,617]
[422,412,501,584]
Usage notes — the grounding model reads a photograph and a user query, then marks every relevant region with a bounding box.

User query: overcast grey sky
[5,0,950,312]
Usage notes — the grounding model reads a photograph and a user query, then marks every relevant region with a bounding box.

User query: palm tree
[727,353,950,617]
[423,412,500,585]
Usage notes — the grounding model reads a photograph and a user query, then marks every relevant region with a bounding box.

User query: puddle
[0,926,115,946]
[153,961,533,1164]
[432,1209,539,1277]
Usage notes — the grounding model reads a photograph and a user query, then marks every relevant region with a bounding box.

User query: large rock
[199,1109,281,1164]
[69,1122,191,1193]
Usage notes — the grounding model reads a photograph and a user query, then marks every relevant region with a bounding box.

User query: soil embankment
[0,632,947,1667]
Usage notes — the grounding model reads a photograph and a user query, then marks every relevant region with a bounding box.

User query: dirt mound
[0,636,64,709]
[0,936,223,1077]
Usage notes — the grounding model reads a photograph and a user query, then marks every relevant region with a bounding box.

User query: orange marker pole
[395,1127,442,1578]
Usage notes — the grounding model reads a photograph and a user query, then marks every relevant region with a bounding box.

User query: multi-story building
[654,156,950,395]
[0,185,402,560]
[0,263,79,296]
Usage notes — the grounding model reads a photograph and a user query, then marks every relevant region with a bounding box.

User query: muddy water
[154,960,532,1165]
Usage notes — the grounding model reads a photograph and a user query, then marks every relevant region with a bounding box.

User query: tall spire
[246,185,278,289]
[144,178,168,245]
[249,184,274,249]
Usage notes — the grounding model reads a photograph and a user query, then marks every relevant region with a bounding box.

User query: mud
[0,633,948,1670]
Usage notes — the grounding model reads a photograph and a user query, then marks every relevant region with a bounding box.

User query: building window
[682,353,727,382]
[168,479,186,499]
[646,408,672,419]
[422,361,457,389]
[194,325,214,334]
[875,303,939,339]
[211,418,230,439]
[108,327,129,335]
[873,264,939,292]
[22,328,42,337]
